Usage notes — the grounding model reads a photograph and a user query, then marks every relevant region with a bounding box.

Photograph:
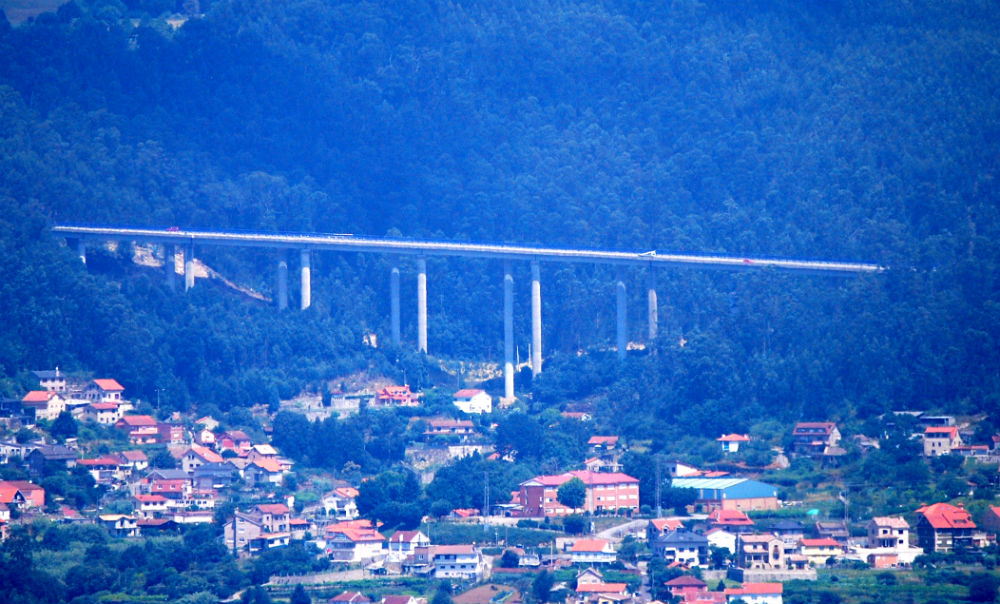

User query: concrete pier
[277,257,288,310]
[77,240,87,264]
[616,272,627,359]
[391,267,401,347]
[184,243,195,291]
[504,262,514,400]
[647,268,658,341]
[531,260,542,376]
[417,257,427,353]
[300,249,311,310]
[165,244,176,291]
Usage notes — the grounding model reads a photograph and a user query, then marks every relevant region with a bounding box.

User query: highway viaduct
[53,225,883,401]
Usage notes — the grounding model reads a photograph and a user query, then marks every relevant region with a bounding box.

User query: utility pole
[655,455,662,517]
[483,471,490,518]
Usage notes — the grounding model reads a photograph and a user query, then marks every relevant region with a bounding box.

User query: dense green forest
[2,0,999,442]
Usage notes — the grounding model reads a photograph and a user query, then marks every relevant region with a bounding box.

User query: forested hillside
[1,0,999,438]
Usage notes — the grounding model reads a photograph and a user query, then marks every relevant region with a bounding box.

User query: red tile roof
[664,575,706,587]
[454,388,485,398]
[22,390,56,403]
[570,539,610,552]
[651,518,684,532]
[588,436,619,445]
[257,503,290,515]
[925,426,959,437]
[575,583,627,594]
[917,502,976,529]
[800,538,842,547]
[717,433,750,442]
[93,378,125,391]
[187,445,223,463]
[708,509,754,526]
[118,415,157,426]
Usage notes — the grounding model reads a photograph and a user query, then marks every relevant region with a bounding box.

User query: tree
[50,410,77,442]
[557,478,586,510]
[290,584,311,604]
[532,570,554,603]
[563,515,586,535]
[969,573,1000,603]
[500,549,520,568]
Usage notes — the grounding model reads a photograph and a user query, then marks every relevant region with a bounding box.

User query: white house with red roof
[325,520,386,562]
[84,402,125,425]
[517,470,639,517]
[453,389,492,414]
[866,516,910,549]
[21,391,66,421]
[569,539,616,565]
[717,433,750,454]
[724,583,783,604]
[0,480,45,508]
[322,486,360,520]
[915,502,978,552]
[134,494,170,518]
[923,426,963,456]
[181,445,225,473]
[218,430,253,455]
[245,457,284,486]
[85,379,125,402]
[388,530,430,560]
[708,509,755,533]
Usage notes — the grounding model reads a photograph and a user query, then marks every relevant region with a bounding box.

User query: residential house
[517,470,639,517]
[388,530,430,561]
[383,596,420,604]
[99,514,139,537]
[32,369,67,393]
[27,444,78,475]
[78,455,125,484]
[574,582,629,604]
[737,534,785,570]
[376,385,419,407]
[245,457,284,486]
[157,422,186,445]
[134,494,170,519]
[866,517,910,549]
[652,529,709,567]
[432,544,488,580]
[665,575,709,602]
[923,427,963,456]
[724,583,783,604]
[790,422,841,457]
[769,520,805,557]
[587,436,620,454]
[584,456,623,473]
[717,434,750,454]
[671,478,779,512]
[85,379,126,402]
[218,430,253,455]
[84,402,124,425]
[192,462,238,490]
[708,509,755,533]
[980,506,1000,540]
[647,517,684,541]
[705,528,738,555]
[322,486,360,520]
[424,418,477,439]
[453,389,492,414]
[116,415,159,445]
[331,592,373,604]
[0,480,45,508]
[915,502,977,553]
[246,444,279,463]
[151,478,191,500]
[21,391,66,421]
[798,538,842,567]
[569,539,617,565]
[225,512,290,554]
[181,445,224,474]
[814,521,849,543]
[326,520,386,562]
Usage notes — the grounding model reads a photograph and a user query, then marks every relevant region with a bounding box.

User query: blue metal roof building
[671,477,778,501]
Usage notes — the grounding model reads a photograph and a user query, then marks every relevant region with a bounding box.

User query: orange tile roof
[917,502,976,529]
[725,583,782,595]
[454,389,485,398]
[22,390,56,403]
[93,378,125,391]
[651,518,684,532]
[717,433,750,442]
[188,445,224,463]
[925,426,959,437]
[570,539,610,552]
[119,415,157,426]
[800,538,841,547]
[257,503,290,515]
[575,583,627,593]
[708,509,754,525]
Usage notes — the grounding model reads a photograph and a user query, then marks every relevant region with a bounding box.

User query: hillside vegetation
[1,0,999,439]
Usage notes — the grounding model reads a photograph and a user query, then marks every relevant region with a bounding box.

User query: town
[1,367,998,604]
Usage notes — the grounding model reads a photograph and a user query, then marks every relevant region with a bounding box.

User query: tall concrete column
[184,243,195,291]
[300,249,311,310]
[503,261,515,400]
[530,260,542,376]
[77,240,87,264]
[391,267,401,347]
[165,244,176,291]
[616,270,628,359]
[647,267,658,341]
[277,256,288,310]
[417,257,427,353]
